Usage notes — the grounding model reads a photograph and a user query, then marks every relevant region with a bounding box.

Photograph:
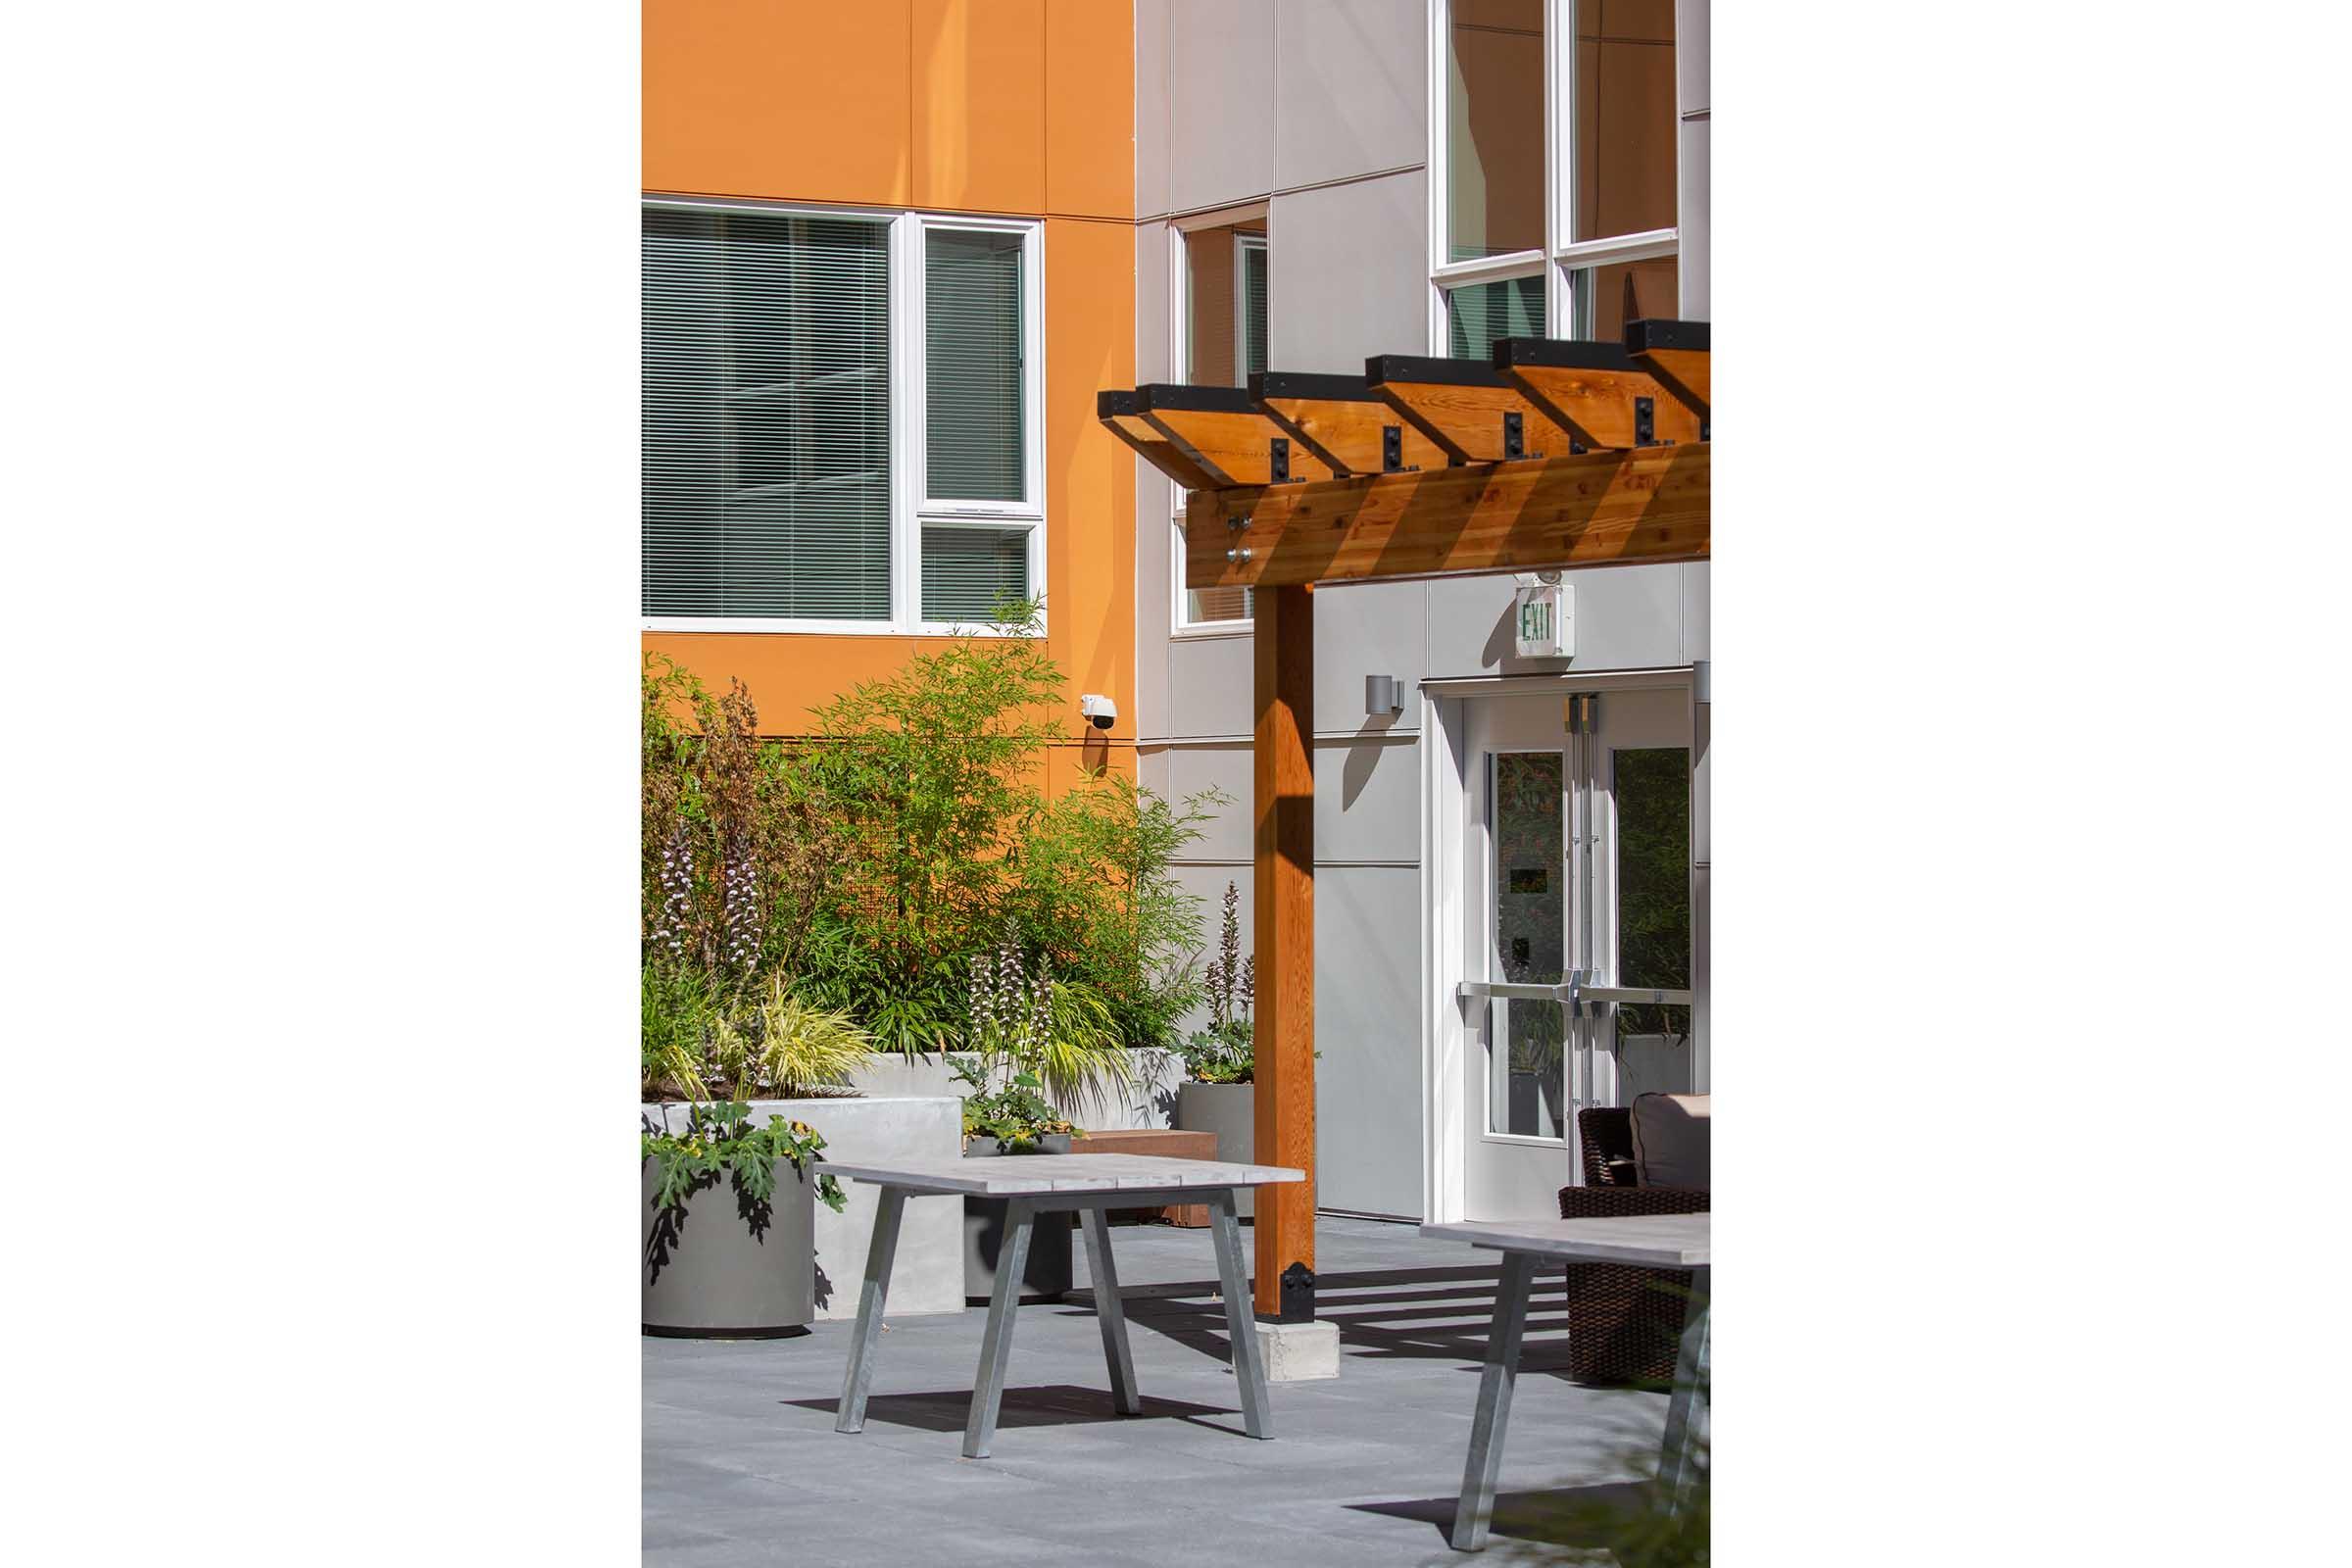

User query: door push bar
[1456,975,1693,1013]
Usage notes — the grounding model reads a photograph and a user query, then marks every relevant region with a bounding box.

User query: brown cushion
[1630,1093,1710,1190]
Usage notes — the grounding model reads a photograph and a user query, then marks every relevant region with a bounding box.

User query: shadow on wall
[1341,710,1402,810]
[1482,594,1574,677]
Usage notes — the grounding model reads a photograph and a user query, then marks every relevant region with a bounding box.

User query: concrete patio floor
[644,1214,1678,1567]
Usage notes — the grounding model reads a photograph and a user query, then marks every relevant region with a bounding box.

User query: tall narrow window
[1446,0,1545,263]
[1571,1,1677,242]
[1177,220,1266,627]
[642,209,892,620]
[1238,234,1269,381]
[924,228,1025,503]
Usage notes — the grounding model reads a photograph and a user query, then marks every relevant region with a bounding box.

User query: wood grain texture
[1144,407,1341,488]
[1252,584,1316,1317]
[1374,379,1578,465]
[1504,363,1703,450]
[1101,414,1222,491]
[1630,345,1709,419]
[1258,396,1449,477]
[1184,443,1709,589]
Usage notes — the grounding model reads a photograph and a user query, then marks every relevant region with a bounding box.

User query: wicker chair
[1557,1105,1708,1386]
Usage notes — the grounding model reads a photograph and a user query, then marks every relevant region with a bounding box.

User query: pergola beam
[1625,318,1711,427]
[1494,337,1704,451]
[1096,391,1224,492]
[1137,384,1340,489]
[1365,354,1578,466]
[1250,371,1449,478]
[1183,443,1709,590]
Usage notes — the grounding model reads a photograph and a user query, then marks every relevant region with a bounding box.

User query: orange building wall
[643,1,1136,787]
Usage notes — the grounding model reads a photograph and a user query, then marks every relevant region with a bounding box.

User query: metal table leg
[1207,1189,1271,1439]
[961,1196,1036,1458]
[835,1186,906,1434]
[1449,1249,1538,1552]
[1080,1206,1144,1415]
[1656,1264,1709,1516]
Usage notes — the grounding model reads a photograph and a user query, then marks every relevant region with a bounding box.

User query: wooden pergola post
[1251,583,1315,1318]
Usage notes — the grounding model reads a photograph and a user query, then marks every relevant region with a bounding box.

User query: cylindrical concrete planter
[642,1097,965,1322]
[962,1134,1074,1302]
[1175,1081,1255,1219]
[641,1157,816,1338]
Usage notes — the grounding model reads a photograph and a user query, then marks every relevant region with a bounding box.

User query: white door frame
[1418,665,1700,1224]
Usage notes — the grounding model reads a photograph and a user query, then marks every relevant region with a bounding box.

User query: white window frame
[1166,201,1269,635]
[639,196,1048,637]
[1424,0,1681,355]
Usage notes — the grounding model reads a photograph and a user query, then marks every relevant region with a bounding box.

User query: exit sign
[1513,580,1574,660]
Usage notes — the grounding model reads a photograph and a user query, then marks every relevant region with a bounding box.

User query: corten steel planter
[641,1158,817,1339]
[1175,1081,1254,1218]
[961,1134,1074,1302]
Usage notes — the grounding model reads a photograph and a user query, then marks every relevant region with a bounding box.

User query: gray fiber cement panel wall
[1268,172,1428,374]
[1272,0,1427,191]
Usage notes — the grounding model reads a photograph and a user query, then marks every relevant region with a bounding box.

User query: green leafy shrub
[641,1102,848,1219]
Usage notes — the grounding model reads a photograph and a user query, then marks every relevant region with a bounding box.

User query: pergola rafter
[1098,319,1712,1321]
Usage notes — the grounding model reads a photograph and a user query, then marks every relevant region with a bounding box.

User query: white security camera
[1080,694,1118,731]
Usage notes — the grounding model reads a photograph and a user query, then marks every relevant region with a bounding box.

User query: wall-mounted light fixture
[1366,674,1404,717]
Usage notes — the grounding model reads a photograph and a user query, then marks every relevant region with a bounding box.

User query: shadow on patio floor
[785,1383,1243,1436]
[1349,1480,1652,1550]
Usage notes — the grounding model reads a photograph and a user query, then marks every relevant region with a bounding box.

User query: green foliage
[641,1102,848,1220]
[1176,881,1254,1083]
[949,1057,1074,1151]
[644,610,1217,1118]
[1009,775,1218,1050]
[709,977,874,1099]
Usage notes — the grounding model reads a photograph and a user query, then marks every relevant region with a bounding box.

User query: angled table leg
[962,1196,1036,1458]
[836,1186,906,1434]
[1207,1188,1271,1440]
[1450,1249,1539,1551]
[1656,1264,1710,1516]
[1079,1206,1144,1415]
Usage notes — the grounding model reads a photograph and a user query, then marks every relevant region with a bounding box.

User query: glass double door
[1461,686,1694,1219]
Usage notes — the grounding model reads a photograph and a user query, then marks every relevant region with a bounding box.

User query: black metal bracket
[1277,1261,1316,1324]
[1381,423,1420,473]
[1634,396,1655,447]
[1502,411,1524,461]
[1269,437,1296,484]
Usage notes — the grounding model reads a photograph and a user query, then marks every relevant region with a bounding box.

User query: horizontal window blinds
[920,525,1030,622]
[1240,239,1269,379]
[1446,273,1545,362]
[643,210,892,619]
[924,229,1025,503]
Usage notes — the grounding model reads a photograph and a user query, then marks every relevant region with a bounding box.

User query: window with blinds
[1239,235,1268,381]
[642,209,893,620]
[924,228,1025,504]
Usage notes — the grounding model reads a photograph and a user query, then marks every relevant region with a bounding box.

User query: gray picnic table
[1419,1213,1711,1551]
[818,1152,1307,1458]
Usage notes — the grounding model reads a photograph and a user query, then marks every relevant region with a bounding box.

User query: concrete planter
[641,1157,816,1338]
[847,1050,1185,1131]
[962,1134,1074,1302]
[1175,1080,1254,1219]
[641,1096,964,1322]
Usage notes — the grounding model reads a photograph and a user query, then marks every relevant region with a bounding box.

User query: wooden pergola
[1097,318,1711,1320]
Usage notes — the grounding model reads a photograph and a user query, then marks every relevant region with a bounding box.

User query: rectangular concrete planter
[846,1050,1184,1131]
[642,1096,963,1321]
[641,1157,816,1337]
[1174,1080,1255,1219]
